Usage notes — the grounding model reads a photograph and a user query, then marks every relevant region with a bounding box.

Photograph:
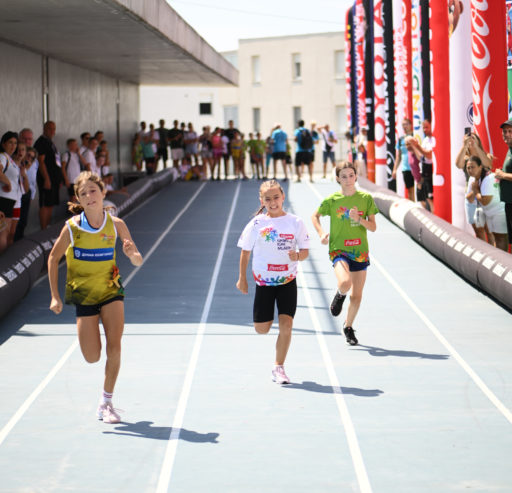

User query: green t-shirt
[499,149,512,203]
[317,190,379,262]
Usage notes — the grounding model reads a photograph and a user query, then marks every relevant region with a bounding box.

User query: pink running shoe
[97,402,122,424]
[271,365,290,384]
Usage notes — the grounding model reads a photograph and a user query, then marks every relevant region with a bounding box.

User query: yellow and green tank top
[65,212,124,306]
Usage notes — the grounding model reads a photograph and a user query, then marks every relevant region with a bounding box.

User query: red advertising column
[430,0,452,222]
[471,1,508,167]
[355,0,367,130]
[345,9,352,139]
[403,0,413,120]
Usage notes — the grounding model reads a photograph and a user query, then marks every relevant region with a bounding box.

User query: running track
[1,177,511,492]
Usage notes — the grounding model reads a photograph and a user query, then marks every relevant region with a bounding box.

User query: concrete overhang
[0,0,238,86]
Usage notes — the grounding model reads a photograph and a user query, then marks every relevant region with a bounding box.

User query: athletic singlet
[65,211,124,305]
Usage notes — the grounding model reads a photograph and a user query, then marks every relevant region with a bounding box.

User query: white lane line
[371,256,512,425]
[306,181,512,425]
[0,183,207,448]
[156,181,241,493]
[298,266,373,493]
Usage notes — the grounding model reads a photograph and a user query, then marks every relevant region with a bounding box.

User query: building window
[334,50,344,78]
[223,105,239,128]
[293,106,302,127]
[335,105,347,133]
[252,56,261,84]
[199,102,212,115]
[292,53,301,80]
[253,108,261,132]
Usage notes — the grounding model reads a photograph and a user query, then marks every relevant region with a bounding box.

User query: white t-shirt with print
[476,173,504,216]
[237,213,310,286]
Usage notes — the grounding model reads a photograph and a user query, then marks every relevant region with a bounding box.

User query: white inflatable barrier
[359,177,512,310]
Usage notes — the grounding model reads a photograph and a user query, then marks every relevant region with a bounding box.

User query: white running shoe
[271,365,290,384]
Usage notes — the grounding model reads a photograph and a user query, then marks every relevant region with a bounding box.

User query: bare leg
[345,270,367,327]
[275,314,293,365]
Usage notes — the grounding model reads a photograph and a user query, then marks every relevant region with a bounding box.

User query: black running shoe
[343,324,358,346]
[330,292,346,317]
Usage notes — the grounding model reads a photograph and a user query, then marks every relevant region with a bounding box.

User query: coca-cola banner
[384,0,396,191]
[403,0,413,121]
[471,0,508,167]
[449,0,473,232]
[430,0,452,221]
[349,6,358,136]
[393,0,405,196]
[345,9,353,137]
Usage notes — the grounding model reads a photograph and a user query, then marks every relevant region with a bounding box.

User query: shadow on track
[103,422,219,442]
[283,380,384,397]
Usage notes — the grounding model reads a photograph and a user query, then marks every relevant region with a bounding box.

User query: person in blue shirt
[271,124,289,181]
[294,119,314,183]
[392,118,415,200]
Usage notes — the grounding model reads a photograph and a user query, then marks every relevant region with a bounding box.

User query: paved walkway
[1,177,511,492]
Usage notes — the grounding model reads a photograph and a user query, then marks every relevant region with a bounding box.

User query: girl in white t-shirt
[466,155,508,251]
[237,180,310,384]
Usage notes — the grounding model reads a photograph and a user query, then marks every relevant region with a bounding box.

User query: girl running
[311,162,378,346]
[236,180,310,384]
[48,171,143,423]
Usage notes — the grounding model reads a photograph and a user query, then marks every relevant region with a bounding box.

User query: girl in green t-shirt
[311,162,378,346]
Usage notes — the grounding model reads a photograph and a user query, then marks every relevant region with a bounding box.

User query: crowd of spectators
[131,118,339,183]
[0,122,120,255]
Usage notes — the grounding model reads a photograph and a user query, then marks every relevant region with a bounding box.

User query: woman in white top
[0,132,22,252]
[466,155,508,251]
[10,141,29,244]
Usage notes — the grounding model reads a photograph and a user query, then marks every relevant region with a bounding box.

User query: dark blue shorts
[75,295,124,317]
[332,255,369,272]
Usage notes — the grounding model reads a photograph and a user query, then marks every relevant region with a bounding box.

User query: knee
[350,293,362,306]
[84,351,101,364]
[338,279,352,293]
[255,323,272,334]
[106,343,122,359]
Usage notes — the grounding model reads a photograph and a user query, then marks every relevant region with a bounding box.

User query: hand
[471,180,479,192]
[392,170,397,180]
[320,233,329,245]
[122,238,136,258]
[349,206,360,222]
[50,297,63,314]
[495,169,504,180]
[288,250,299,261]
[236,278,248,294]
[2,181,11,193]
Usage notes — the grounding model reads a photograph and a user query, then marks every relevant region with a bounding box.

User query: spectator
[410,119,434,212]
[0,132,20,251]
[392,118,415,201]
[184,122,199,167]
[141,133,156,175]
[157,119,169,168]
[131,133,143,171]
[148,124,159,164]
[62,139,85,199]
[294,119,314,183]
[211,127,224,180]
[248,132,265,180]
[9,139,29,245]
[137,121,146,139]
[94,131,104,152]
[271,124,289,181]
[230,131,246,180]
[79,132,90,155]
[220,129,230,179]
[345,131,357,163]
[82,137,99,176]
[355,127,368,177]
[320,124,338,179]
[265,133,274,178]
[455,131,494,243]
[310,120,320,167]
[466,155,509,251]
[199,126,213,179]
[168,120,183,169]
[34,121,63,230]
[14,146,38,241]
[496,119,512,250]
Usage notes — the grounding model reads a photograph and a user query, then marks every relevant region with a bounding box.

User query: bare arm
[48,225,71,314]
[38,153,51,189]
[311,211,329,244]
[236,250,251,294]
[113,217,143,266]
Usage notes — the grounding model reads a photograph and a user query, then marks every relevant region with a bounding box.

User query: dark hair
[1,131,19,146]
[67,171,106,214]
[467,155,489,182]
[80,132,90,140]
[335,161,358,178]
[298,120,305,127]
[66,138,76,146]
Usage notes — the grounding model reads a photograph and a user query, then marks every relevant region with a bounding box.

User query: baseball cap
[500,119,512,128]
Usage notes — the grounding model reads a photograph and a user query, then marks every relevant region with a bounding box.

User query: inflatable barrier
[0,168,177,320]
[358,177,512,311]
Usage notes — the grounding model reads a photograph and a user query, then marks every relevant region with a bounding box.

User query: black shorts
[38,183,60,207]
[295,151,313,166]
[75,295,124,317]
[417,177,433,201]
[505,203,512,243]
[272,151,287,161]
[402,170,414,189]
[158,147,168,161]
[333,255,369,272]
[0,196,16,217]
[253,279,297,323]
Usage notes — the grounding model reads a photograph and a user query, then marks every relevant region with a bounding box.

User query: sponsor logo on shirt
[74,247,114,261]
[268,264,288,271]
[279,234,294,240]
[344,239,361,247]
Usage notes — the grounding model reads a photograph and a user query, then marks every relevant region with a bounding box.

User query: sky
[166,0,353,53]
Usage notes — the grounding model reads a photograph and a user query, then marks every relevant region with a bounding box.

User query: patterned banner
[349,5,358,136]
[411,0,423,135]
[420,0,431,121]
[364,0,376,182]
[430,0,452,221]
[355,0,367,131]
[345,9,353,137]
[471,0,508,167]
[384,0,396,191]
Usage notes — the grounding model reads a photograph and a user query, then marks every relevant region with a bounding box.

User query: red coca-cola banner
[402,0,413,120]
[345,9,352,135]
[430,0,451,222]
[471,0,508,167]
[355,0,367,130]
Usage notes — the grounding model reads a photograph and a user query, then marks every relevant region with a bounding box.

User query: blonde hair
[67,171,106,214]
[335,161,358,178]
[255,179,284,215]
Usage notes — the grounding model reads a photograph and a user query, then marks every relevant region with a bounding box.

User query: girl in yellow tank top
[48,171,143,424]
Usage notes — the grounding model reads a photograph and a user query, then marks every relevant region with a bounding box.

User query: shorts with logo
[332,254,369,272]
[75,295,124,317]
[253,278,297,323]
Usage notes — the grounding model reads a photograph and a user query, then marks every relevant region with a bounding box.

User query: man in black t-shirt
[34,121,63,229]
[157,119,169,168]
[223,120,239,177]
[168,120,184,169]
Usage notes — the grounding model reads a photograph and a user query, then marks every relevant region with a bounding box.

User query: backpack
[299,128,313,150]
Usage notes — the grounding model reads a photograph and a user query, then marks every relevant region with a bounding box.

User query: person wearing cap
[496,119,512,248]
